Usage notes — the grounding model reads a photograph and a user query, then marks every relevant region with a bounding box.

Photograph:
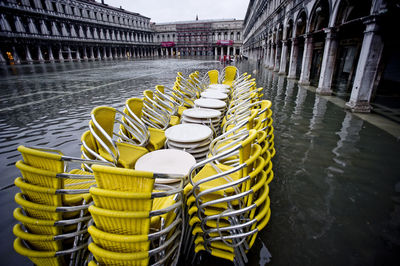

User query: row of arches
[0,44,157,64]
[9,0,150,29]
[245,0,397,113]
[0,14,153,43]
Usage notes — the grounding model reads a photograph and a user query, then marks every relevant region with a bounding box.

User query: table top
[182,108,221,119]
[208,84,230,90]
[194,98,227,109]
[205,88,230,94]
[135,149,196,183]
[201,91,228,100]
[165,123,212,143]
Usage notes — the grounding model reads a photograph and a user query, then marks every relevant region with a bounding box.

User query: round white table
[135,149,196,184]
[165,124,212,143]
[182,108,221,119]
[200,91,228,101]
[194,98,226,109]
[208,84,230,90]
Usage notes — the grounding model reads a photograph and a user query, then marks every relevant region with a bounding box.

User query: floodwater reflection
[0,59,399,265]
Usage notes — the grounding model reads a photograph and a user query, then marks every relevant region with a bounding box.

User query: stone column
[58,48,64,62]
[96,47,101,60]
[345,17,384,112]
[83,47,88,61]
[279,40,289,74]
[25,46,33,64]
[287,38,299,79]
[76,49,81,61]
[316,28,338,95]
[299,34,314,85]
[103,47,107,60]
[89,47,94,60]
[12,46,21,64]
[108,47,113,59]
[67,46,73,62]
[48,46,54,62]
[264,43,270,67]
[268,44,275,69]
[37,46,44,63]
[0,49,6,64]
[274,41,281,72]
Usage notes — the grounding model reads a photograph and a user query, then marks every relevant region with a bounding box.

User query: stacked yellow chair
[184,128,271,264]
[122,97,166,152]
[88,106,148,169]
[87,164,185,265]
[13,146,111,266]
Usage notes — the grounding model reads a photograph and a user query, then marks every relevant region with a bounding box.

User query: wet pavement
[1,58,399,265]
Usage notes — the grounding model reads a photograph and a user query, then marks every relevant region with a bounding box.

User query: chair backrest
[207,70,219,84]
[125,97,144,119]
[15,177,62,207]
[17,146,64,173]
[223,66,238,83]
[16,160,61,189]
[92,164,154,192]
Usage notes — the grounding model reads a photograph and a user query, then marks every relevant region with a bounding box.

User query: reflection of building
[0,0,155,64]
[154,19,243,58]
[242,0,400,114]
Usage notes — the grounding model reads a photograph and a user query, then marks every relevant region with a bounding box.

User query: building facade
[0,0,156,64]
[242,0,399,113]
[154,19,243,58]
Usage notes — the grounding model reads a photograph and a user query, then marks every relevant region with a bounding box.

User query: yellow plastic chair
[90,106,148,168]
[206,70,219,85]
[124,97,166,151]
[13,223,86,252]
[13,207,90,236]
[14,237,87,266]
[221,66,239,86]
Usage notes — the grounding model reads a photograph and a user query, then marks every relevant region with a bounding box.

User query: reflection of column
[279,40,288,74]
[25,46,33,63]
[287,38,298,79]
[299,34,313,85]
[48,46,54,62]
[283,78,296,110]
[308,96,328,132]
[277,75,285,96]
[108,47,113,59]
[293,86,307,116]
[317,28,338,95]
[346,17,383,113]
[214,46,217,57]
[333,112,363,162]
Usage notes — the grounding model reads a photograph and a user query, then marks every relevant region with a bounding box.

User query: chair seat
[169,115,180,127]
[98,143,148,169]
[147,128,166,151]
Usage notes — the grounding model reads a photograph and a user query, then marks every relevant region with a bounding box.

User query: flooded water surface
[1,59,399,265]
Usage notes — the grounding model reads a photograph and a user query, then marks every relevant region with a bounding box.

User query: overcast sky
[103,0,250,23]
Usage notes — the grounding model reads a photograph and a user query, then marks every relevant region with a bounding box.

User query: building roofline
[155,18,243,25]
[82,0,150,19]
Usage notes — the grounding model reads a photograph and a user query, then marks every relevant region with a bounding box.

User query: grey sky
[103,0,250,23]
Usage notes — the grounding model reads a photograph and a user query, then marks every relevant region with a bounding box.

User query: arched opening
[294,10,307,78]
[308,0,330,86]
[285,19,294,74]
[331,0,372,98]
